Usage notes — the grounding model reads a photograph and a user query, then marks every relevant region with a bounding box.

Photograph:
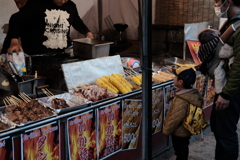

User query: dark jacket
[163,89,203,137]
[220,12,240,100]
[9,0,90,55]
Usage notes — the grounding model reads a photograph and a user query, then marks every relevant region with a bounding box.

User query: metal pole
[98,0,102,40]
[141,0,152,159]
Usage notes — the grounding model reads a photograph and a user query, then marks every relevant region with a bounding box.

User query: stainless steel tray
[164,57,194,66]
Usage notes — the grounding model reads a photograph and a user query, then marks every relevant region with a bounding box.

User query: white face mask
[214,0,229,18]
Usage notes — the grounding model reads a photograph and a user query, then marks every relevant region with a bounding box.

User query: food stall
[0,0,218,159]
[0,51,215,160]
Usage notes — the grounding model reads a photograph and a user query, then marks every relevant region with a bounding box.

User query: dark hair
[232,0,240,6]
[198,29,216,44]
[177,76,193,89]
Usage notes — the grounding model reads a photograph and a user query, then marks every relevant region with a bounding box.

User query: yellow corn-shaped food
[101,77,120,93]
[96,77,119,93]
[112,74,133,89]
[108,76,129,94]
[131,76,142,86]
[136,74,142,82]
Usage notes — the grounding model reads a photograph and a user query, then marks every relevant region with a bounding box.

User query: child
[163,66,203,160]
[197,21,240,94]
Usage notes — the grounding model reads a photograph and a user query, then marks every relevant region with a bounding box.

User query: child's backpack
[183,103,207,135]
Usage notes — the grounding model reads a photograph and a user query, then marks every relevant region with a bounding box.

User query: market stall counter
[0,55,214,160]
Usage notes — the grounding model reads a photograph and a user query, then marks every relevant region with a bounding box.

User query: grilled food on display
[0,114,15,131]
[96,74,133,94]
[5,99,54,124]
[152,71,175,83]
[51,98,70,109]
[74,85,117,102]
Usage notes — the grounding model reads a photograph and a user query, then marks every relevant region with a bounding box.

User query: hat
[172,66,196,85]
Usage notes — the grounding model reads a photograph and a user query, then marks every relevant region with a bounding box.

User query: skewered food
[96,76,119,93]
[96,74,133,94]
[112,74,133,89]
[152,71,175,83]
[107,75,130,94]
[131,76,142,86]
[4,99,54,124]
[73,85,117,102]
[51,98,70,109]
[0,114,15,132]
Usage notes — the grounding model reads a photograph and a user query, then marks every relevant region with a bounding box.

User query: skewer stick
[42,88,52,97]
[22,92,32,100]
[45,88,54,96]
[3,99,8,107]
[4,98,11,106]
[78,84,88,90]
[11,96,22,103]
[71,85,79,92]
[130,67,139,76]
[7,97,17,105]
[18,94,29,103]
[20,93,31,102]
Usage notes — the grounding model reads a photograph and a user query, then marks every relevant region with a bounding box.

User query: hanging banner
[98,102,122,159]
[21,121,60,160]
[0,137,13,160]
[67,110,96,160]
[152,88,164,134]
[122,99,142,150]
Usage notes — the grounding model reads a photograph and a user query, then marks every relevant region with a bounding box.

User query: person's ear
[179,79,184,85]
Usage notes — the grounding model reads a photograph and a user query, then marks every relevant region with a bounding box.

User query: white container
[73,38,113,59]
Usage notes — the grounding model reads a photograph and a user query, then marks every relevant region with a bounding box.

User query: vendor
[1,0,31,55]
[7,0,94,55]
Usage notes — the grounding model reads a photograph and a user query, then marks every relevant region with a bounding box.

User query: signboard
[122,99,142,150]
[21,121,60,160]
[152,88,164,134]
[97,102,122,159]
[0,137,13,160]
[186,40,201,65]
[67,111,96,160]
[164,85,175,118]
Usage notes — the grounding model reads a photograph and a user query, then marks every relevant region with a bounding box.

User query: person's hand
[86,32,94,39]
[232,20,240,31]
[215,95,230,110]
[7,38,23,55]
[0,54,7,63]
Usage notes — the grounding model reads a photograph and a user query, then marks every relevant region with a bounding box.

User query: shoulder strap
[200,74,208,97]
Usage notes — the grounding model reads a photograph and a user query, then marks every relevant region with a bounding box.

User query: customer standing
[163,66,203,160]
[211,0,240,159]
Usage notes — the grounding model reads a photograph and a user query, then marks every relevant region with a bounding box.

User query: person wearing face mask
[214,0,230,18]
[7,0,94,55]
[210,0,240,159]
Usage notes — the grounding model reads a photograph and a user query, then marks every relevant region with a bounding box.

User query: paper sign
[122,99,142,150]
[67,111,96,160]
[98,102,122,159]
[22,122,60,160]
[0,137,13,160]
[152,88,164,134]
